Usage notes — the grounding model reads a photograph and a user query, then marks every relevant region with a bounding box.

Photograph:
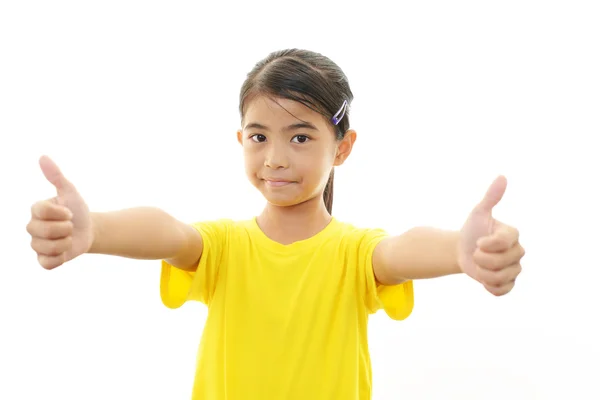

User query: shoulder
[191,218,251,231]
[190,218,254,240]
[334,218,388,240]
[332,218,389,251]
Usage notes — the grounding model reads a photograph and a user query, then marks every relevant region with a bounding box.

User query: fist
[473,225,525,296]
[27,200,76,269]
[26,156,94,269]
[458,176,525,296]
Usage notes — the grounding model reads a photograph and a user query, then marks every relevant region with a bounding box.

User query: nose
[264,142,289,169]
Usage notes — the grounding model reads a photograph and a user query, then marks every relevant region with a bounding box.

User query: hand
[26,156,94,269]
[457,176,525,296]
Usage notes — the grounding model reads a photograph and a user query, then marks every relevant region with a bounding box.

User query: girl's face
[237,95,356,208]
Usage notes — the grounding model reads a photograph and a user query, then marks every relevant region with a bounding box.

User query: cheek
[299,155,332,183]
[242,150,259,177]
[243,147,260,164]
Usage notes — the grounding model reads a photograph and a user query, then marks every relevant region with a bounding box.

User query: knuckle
[477,251,503,271]
[35,201,57,220]
[512,264,523,278]
[486,254,503,270]
[26,220,34,235]
[482,268,512,287]
[485,284,499,296]
[43,222,66,239]
[473,249,487,266]
[488,256,501,270]
[38,254,63,270]
[47,242,60,255]
[41,223,54,238]
[43,261,57,270]
[497,232,510,246]
[498,281,515,296]
[31,238,47,254]
[488,273,505,287]
[37,203,51,219]
[48,239,66,256]
[38,255,52,269]
[31,202,41,217]
[64,221,74,235]
[27,219,44,236]
[487,284,507,297]
[505,281,516,293]
[512,227,520,239]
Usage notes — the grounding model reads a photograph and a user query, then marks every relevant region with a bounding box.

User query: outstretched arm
[373,227,461,285]
[372,176,525,296]
[27,156,204,272]
[90,208,204,271]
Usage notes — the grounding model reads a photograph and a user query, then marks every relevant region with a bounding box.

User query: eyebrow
[244,122,318,132]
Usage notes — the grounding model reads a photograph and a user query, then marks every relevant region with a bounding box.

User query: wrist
[88,212,103,254]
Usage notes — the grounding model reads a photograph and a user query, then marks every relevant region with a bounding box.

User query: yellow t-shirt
[160,217,414,400]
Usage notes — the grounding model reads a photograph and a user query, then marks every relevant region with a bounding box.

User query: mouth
[263,178,295,187]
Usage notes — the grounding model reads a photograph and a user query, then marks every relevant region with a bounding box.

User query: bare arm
[89,207,203,271]
[372,227,461,285]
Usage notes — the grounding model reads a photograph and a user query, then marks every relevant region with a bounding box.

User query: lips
[263,178,295,187]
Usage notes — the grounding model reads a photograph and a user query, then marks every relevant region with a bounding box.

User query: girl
[26,49,525,399]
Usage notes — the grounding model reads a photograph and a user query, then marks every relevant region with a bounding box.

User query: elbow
[373,237,409,286]
[165,223,203,271]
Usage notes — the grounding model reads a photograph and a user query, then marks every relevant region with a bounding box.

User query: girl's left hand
[457,176,526,296]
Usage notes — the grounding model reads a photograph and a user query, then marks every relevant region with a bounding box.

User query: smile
[264,179,295,187]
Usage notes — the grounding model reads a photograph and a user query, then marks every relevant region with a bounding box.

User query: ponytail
[323,169,335,214]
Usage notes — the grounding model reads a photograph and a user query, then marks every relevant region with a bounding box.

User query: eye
[292,135,310,144]
[250,134,267,143]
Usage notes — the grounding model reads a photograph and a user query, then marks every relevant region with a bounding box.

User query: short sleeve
[160,219,231,309]
[356,228,414,321]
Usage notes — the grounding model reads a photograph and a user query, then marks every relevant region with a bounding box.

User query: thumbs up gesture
[26,156,94,269]
[457,176,525,296]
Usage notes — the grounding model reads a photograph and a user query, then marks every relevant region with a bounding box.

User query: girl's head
[237,49,357,214]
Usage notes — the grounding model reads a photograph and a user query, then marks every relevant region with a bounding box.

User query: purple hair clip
[331,100,348,126]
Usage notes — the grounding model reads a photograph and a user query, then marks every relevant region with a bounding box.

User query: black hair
[239,49,354,215]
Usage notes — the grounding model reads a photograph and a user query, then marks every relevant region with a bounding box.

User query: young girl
[26,49,525,399]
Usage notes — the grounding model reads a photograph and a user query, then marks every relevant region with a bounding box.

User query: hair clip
[331,100,348,126]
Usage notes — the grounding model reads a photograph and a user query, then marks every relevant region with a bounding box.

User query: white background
[1,1,599,399]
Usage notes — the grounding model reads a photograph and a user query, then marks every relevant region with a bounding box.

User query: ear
[237,130,243,145]
[333,129,357,166]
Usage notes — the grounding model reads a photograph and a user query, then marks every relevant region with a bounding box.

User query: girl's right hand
[27,156,95,270]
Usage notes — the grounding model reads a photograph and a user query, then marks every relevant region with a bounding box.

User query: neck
[257,196,332,244]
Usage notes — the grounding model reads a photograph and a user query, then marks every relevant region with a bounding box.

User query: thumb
[39,155,76,195]
[474,175,507,214]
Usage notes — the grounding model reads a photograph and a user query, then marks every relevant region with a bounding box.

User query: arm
[372,227,461,285]
[372,177,525,295]
[89,207,203,272]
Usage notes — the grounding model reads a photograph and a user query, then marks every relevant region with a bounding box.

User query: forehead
[243,95,330,131]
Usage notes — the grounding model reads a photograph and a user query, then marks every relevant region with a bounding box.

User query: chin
[261,190,324,209]
[260,192,302,207]
[256,186,301,207]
